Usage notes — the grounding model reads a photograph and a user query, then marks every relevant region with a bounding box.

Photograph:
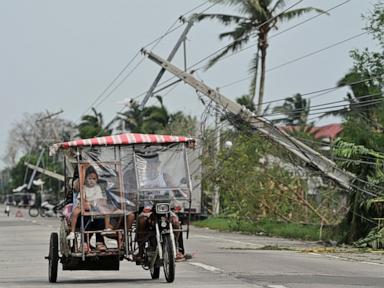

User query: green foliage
[236,94,256,112]
[353,226,384,249]
[272,93,311,126]
[160,112,198,136]
[117,96,197,135]
[10,154,38,189]
[333,139,384,159]
[201,131,341,224]
[9,151,63,200]
[77,108,112,139]
[327,4,384,244]
[332,138,384,243]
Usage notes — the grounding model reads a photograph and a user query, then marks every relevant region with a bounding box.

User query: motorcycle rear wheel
[39,207,47,217]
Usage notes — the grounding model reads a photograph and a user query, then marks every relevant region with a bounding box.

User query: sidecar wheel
[162,235,175,283]
[48,232,59,283]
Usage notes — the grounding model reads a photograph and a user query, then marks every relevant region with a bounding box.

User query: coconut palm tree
[116,96,171,134]
[272,93,310,126]
[196,0,325,114]
[161,112,198,136]
[77,108,112,139]
[116,100,146,133]
[117,96,198,135]
[142,96,170,133]
[236,94,256,112]
[321,70,383,124]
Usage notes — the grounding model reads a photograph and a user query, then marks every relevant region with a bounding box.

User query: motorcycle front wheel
[150,257,160,279]
[162,234,175,283]
[28,206,39,217]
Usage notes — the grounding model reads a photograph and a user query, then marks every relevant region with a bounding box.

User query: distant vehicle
[4,204,10,216]
[28,200,65,217]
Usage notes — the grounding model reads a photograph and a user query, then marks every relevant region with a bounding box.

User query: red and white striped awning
[50,133,195,155]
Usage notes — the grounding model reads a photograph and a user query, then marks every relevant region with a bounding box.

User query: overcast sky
[0,0,379,169]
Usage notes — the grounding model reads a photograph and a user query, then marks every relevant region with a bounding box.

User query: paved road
[1,205,384,288]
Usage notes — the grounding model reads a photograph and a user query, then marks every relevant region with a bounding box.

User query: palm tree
[117,96,170,134]
[196,0,325,114]
[117,96,198,136]
[142,96,170,133]
[321,71,383,127]
[162,112,198,136]
[236,94,256,112]
[116,100,146,133]
[77,108,112,139]
[272,93,310,126]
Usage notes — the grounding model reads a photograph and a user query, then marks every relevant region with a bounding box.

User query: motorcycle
[29,200,66,217]
[4,204,10,217]
[143,200,178,283]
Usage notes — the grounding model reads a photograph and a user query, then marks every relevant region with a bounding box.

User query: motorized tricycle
[47,132,195,283]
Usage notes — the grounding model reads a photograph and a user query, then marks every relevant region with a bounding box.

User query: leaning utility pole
[26,109,64,190]
[24,162,64,182]
[141,49,355,191]
[212,103,221,215]
[36,109,64,142]
[27,148,45,190]
[140,17,195,109]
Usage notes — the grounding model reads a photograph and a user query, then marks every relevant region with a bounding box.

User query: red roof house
[280,123,342,140]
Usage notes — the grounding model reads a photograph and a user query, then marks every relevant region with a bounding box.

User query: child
[66,166,112,251]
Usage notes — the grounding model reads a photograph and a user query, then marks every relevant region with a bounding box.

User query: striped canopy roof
[49,133,195,155]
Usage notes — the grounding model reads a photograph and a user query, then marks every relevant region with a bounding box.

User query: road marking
[194,234,262,247]
[189,262,224,272]
[268,285,288,288]
[361,261,384,266]
[309,252,384,266]
[326,254,342,259]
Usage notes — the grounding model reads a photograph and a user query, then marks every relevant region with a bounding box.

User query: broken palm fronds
[353,226,384,248]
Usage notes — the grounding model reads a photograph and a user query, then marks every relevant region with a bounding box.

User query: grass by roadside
[193,217,342,242]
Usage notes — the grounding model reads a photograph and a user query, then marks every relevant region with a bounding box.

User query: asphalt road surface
[1,205,384,288]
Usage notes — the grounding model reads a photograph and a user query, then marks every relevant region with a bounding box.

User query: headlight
[156,203,170,214]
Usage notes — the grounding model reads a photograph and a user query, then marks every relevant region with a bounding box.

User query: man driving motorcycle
[135,152,185,262]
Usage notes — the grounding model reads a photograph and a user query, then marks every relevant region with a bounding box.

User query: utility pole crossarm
[142,49,355,191]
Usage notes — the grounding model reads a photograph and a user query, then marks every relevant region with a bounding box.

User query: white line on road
[194,234,262,247]
[267,285,288,288]
[189,262,224,273]
[309,252,384,266]
[361,261,384,266]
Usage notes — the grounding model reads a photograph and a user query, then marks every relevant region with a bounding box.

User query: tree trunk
[249,49,260,104]
[257,39,268,115]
